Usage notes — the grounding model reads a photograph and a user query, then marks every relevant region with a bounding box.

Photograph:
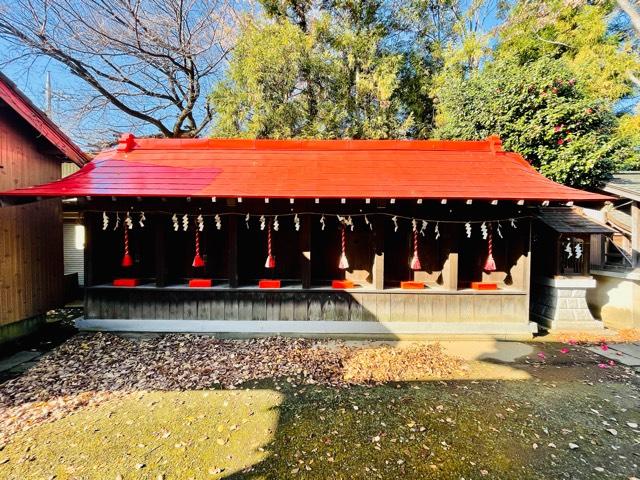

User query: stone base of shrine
[531,276,605,332]
[76,318,538,340]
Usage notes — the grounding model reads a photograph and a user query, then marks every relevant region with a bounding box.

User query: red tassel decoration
[265,220,275,268]
[121,226,133,267]
[484,225,497,272]
[410,226,422,270]
[192,230,205,268]
[338,224,349,269]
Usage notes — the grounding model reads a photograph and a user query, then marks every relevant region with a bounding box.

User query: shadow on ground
[0,308,80,382]
[228,378,639,479]
[0,334,638,480]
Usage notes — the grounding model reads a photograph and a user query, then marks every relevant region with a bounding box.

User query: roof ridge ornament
[117,133,136,152]
[486,135,503,153]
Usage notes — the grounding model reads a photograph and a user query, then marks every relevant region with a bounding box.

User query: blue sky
[1,1,636,148]
[0,0,509,148]
[3,49,65,112]
[1,39,163,147]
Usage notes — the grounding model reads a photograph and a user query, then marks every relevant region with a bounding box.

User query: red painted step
[471,282,498,290]
[332,280,355,289]
[259,279,281,289]
[113,278,140,287]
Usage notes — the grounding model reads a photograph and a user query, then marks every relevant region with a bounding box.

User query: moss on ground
[236,380,639,479]
[0,389,283,479]
[0,377,638,480]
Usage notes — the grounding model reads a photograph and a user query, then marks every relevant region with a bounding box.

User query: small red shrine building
[1,134,612,337]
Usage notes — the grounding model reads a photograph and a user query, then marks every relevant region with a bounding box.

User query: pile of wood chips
[0,333,463,445]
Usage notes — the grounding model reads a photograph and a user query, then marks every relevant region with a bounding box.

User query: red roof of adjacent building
[0,73,87,166]
[0,133,610,201]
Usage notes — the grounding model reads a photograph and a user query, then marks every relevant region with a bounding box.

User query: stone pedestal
[531,277,604,331]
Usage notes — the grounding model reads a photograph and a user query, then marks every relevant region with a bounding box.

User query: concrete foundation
[589,269,640,330]
[0,315,46,345]
[531,277,604,332]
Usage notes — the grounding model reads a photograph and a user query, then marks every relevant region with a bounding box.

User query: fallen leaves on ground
[343,344,463,383]
[553,329,640,344]
[0,391,117,448]
[0,333,463,445]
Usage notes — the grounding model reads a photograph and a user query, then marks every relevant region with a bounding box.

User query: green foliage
[210,0,639,187]
[209,21,309,138]
[435,58,635,187]
[434,0,640,187]
[210,1,414,139]
[497,0,639,102]
[618,113,640,143]
[616,114,640,170]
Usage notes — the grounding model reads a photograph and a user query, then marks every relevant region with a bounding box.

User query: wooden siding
[0,199,63,325]
[0,109,61,191]
[0,109,65,325]
[61,161,80,178]
[85,288,529,325]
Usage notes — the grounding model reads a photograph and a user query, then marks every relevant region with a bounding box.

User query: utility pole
[45,71,52,118]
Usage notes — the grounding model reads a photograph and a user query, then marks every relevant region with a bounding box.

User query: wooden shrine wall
[81,200,533,330]
[85,288,529,324]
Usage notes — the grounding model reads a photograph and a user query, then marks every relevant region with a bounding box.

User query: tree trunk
[617,0,640,36]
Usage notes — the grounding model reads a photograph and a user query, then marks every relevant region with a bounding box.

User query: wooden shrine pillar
[581,234,591,276]
[300,215,312,289]
[83,212,94,287]
[633,201,640,268]
[373,219,384,290]
[442,229,458,291]
[442,253,458,290]
[154,215,168,287]
[228,215,239,288]
[523,219,532,291]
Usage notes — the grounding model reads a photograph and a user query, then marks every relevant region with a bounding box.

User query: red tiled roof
[1,134,610,201]
[0,73,88,166]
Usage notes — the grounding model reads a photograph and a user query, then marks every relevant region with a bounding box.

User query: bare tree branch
[617,0,640,36]
[0,0,243,138]
[615,0,640,105]
[534,34,573,49]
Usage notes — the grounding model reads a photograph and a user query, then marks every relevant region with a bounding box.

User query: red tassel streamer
[410,227,422,270]
[338,224,349,269]
[265,220,275,268]
[192,230,205,268]
[484,226,497,272]
[121,226,133,267]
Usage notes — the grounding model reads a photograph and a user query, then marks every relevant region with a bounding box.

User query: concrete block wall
[531,277,604,331]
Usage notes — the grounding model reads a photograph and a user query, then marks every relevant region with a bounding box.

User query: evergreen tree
[210,0,638,187]
[496,0,639,102]
[210,0,415,138]
[435,58,635,187]
[209,21,311,138]
[434,0,639,187]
